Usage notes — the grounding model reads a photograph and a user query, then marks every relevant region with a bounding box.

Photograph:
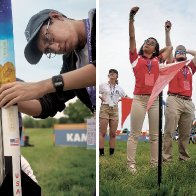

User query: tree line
[23,100,93,128]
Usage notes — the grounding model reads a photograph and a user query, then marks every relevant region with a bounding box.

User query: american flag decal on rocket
[10,138,20,146]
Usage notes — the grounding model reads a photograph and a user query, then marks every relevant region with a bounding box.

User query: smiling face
[175,50,186,61]
[36,14,79,57]
[108,71,118,79]
[142,38,157,54]
[175,45,187,61]
[108,71,118,83]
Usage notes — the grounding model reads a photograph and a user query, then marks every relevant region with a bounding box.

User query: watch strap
[52,75,64,93]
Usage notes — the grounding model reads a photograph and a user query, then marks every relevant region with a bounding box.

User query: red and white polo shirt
[168,60,196,97]
[129,48,162,95]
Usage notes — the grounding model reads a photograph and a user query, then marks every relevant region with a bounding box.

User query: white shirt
[99,82,126,107]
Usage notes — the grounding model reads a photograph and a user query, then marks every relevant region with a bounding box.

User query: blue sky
[99,0,196,130]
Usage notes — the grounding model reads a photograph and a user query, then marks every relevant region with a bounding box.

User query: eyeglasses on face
[109,72,117,76]
[44,19,56,59]
[144,39,156,47]
[175,50,186,55]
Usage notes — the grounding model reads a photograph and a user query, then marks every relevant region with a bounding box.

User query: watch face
[52,75,64,92]
[55,81,63,87]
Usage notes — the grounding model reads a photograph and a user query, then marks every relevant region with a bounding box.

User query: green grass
[100,141,196,196]
[21,128,96,196]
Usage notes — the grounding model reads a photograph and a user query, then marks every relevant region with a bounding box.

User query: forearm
[161,46,173,61]
[165,31,172,46]
[129,19,135,38]
[186,49,196,57]
[18,100,42,116]
[159,46,169,54]
[187,50,196,66]
[62,64,96,90]
[165,31,173,62]
[36,64,96,95]
[129,20,136,53]
[129,7,139,53]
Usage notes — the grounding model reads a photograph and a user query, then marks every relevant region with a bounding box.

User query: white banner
[86,117,96,149]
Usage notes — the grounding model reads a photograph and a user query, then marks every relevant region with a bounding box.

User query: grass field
[21,128,96,196]
[100,141,196,196]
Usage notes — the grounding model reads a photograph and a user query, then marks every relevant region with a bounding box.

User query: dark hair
[108,69,118,84]
[109,69,118,75]
[138,37,160,58]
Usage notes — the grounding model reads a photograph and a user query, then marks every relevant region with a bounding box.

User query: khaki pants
[163,95,195,161]
[127,95,159,166]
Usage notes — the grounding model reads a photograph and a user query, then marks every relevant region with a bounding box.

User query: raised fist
[130,6,139,16]
[165,20,172,31]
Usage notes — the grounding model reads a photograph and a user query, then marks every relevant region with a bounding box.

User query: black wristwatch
[52,75,64,93]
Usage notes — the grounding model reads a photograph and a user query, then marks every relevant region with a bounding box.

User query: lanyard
[84,19,94,111]
[147,60,152,74]
[110,84,116,98]
[182,66,188,80]
[84,19,92,63]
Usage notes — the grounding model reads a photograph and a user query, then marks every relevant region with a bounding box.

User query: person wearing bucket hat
[99,69,128,156]
[163,21,196,163]
[127,6,173,174]
[0,8,96,118]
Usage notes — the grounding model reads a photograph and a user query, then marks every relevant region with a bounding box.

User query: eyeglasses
[44,19,56,59]
[175,50,186,55]
[109,72,118,75]
[144,39,156,47]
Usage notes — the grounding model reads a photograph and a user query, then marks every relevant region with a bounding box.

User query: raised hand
[165,20,172,32]
[130,7,139,15]
[129,6,139,20]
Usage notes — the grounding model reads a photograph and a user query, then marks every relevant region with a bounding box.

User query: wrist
[38,79,53,95]
[129,18,135,22]
[52,74,64,93]
[129,12,135,21]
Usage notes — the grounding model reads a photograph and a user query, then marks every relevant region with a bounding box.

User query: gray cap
[175,45,186,52]
[24,9,66,64]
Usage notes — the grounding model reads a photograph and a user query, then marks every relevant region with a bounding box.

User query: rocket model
[0,0,41,195]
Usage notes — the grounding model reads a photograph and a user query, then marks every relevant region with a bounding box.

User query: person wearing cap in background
[127,7,173,173]
[0,8,96,118]
[163,21,196,162]
[99,69,128,156]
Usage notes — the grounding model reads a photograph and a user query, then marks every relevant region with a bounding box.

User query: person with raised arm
[127,7,173,173]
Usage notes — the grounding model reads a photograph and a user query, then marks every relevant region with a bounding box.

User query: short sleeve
[188,60,196,74]
[99,84,104,94]
[129,48,139,68]
[119,87,127,98]
[129,48,138,64]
